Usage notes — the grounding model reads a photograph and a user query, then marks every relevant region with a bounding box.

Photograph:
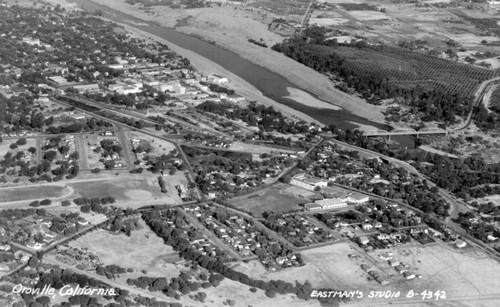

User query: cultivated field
[0,184,69,203]
[229,183,316,216]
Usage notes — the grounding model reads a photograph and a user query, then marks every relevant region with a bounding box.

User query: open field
[233,241,500,305]
[69,177,156,200]
[69,173,186,206]
[0,184,69,203]
[70,221,182,277]
[201,278,320,307]
[70,222,319,306]
[229,141,295,154]
[229,183,316,216]
[349,10,389,21]
[0,137,37,160]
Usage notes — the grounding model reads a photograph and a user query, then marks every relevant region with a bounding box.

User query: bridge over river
[364,128,448,138]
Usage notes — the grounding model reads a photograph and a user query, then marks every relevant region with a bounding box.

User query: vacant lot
[229,183,315,216]
[232,242,366,289]
[0,137,37,160]
[0,184,69,203]
[70,221,181,277]
[233,241,500,305]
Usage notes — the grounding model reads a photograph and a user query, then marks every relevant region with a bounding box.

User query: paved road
[76,134,89,170]
[114,124,134,170]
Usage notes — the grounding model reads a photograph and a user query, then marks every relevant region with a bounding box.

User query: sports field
[229,183,317,216]
[0,185,68,203]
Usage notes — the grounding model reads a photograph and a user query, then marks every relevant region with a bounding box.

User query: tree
[61,200,71,207]
[40,199,52,206]
[81,205,91,213]
[28,147,36,154]
[69,151,80,160]
[28,256,39,267]
[16,138,27,146]
[91,168,101,175]
[9,143,17,150]
[104,160,115,170]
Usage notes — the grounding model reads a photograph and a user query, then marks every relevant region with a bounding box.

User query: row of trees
[142,210,342,304]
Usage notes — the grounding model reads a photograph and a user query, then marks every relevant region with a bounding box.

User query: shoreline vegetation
[67,0,388,132]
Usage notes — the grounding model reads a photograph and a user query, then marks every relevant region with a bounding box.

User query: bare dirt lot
[233,242,500,305]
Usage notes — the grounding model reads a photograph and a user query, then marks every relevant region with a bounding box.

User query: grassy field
[69,176,160,200]
[70,221,319,306]
[229,183,316,216]
[69,174,186,207]
[0,185,68,203]
[70,221,181,277]
[0,137,37,161]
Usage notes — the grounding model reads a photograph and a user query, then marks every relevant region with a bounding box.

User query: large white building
[290,173,328,191]
[315,198,348,209]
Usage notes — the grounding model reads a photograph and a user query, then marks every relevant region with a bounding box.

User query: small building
[359,236,369,245]
[73,83,100,93]
[208,73,228,84]
[362,223,373,231]
[304,203,322,211]
[347,193,370,204]
[456,240,467,248]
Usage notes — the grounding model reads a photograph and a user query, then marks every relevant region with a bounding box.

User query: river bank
[118,24,325,126]
[70,0,388,128]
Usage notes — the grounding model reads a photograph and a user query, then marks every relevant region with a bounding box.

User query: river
[70,0,415,148]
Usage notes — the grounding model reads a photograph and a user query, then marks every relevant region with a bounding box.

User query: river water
[70,0,415,147]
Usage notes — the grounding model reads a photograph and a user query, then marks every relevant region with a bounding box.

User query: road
[76,134,89,170]
[51,93,498,260]
[179,208,243,259]
[50,97,202,200]
[328,138,500,261]
[456,76,500,131]
[114,124,134,170]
